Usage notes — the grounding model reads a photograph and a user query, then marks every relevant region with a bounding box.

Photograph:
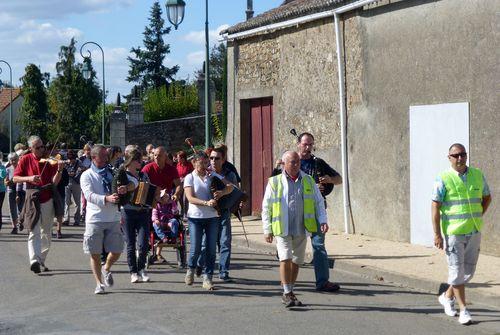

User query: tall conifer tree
[127,1,179,91]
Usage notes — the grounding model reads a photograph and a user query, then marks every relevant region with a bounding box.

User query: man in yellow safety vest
[262,151,328,307]
[431,143,492,325]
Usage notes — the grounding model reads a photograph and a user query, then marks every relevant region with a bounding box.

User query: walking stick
[235,208,250,247]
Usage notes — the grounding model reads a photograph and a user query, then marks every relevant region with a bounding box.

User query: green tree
[143,82,198,122]
[127,1,179,92]
[18,64,49,141]
[48,38,101,146]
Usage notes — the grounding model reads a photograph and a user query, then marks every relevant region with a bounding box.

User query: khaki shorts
[275,235,307,264]
[83,221,124,255]
[445,232,481,286]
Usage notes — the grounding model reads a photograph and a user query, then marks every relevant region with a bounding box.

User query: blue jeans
[122,209,150,274]
[311,232,330,288]
[153,218,179,240]
[188,217,218,279]
[197,210,232,278]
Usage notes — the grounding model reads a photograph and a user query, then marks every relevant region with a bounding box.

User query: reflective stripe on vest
[440,167,484,235]
[269,174,318,236]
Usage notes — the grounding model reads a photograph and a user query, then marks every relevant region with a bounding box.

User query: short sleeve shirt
[176,162,194,179]
[142,162,179,191]
[183,172,218,218]
[300,157,340,180]
[14,153,58,203]
[432,167,491,202]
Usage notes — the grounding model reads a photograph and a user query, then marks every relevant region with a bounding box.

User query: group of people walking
[0,132,492,320]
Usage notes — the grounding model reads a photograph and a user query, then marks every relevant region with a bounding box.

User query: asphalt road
[0,223,499,335]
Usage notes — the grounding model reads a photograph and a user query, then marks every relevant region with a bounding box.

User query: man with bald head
[262,151,328,307]
[142,146,182,201]
[432,143,491,325]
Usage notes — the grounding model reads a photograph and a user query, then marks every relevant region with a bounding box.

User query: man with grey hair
[13,135,64,274]
[262,151,328,307]
[80,144,126,294]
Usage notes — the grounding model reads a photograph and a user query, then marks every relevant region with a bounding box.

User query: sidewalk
[231,216,500,309]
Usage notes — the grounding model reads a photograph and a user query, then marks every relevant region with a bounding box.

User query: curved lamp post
[166,0,211,148]
[0,60,13,151]
[79,41,106,145]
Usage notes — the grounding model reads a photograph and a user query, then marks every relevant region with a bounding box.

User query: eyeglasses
[449,152,467,159]
[209,157,221,161]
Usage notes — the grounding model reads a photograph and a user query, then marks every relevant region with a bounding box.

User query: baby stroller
[147,190,186,269]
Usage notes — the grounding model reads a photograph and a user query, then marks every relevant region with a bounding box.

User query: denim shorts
[83,221,124,255]
[445,232,481,285]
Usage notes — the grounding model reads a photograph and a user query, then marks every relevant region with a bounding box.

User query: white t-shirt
[183,171,218,218]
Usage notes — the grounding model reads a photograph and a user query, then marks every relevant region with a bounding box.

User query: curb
[231,234,500,309]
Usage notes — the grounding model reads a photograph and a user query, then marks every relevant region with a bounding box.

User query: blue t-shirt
[0,164,7,193]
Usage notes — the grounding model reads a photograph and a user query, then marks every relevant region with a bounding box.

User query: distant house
[0,88,23,152]
[222,0,498,255]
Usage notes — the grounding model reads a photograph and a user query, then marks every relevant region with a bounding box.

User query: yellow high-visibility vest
[268,174,318,236]
[440,167,484,235]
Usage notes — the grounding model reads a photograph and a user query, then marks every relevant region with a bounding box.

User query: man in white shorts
[80,145,126,294]
[432,143,492,324]
[262,151,328,307]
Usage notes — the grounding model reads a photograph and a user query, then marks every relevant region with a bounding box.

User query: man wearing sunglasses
[431,143,492,325]
[13,135,64,274]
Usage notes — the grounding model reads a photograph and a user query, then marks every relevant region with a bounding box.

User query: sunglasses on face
[449,152,467,159]
[210,156,221,161]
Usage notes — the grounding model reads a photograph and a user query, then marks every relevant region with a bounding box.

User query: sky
[0,0,283,102]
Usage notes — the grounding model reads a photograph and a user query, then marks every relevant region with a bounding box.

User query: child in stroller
[152,189,181,263]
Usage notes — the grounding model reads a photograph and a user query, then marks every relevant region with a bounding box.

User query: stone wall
[126,114,217,154]
[349,0,499,254]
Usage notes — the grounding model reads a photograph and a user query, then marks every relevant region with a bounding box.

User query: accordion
[131,182,158,208]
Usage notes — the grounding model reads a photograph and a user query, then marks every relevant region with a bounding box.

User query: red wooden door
[250,98,273,214]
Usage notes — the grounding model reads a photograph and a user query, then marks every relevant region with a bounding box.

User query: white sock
[283,284,292,294]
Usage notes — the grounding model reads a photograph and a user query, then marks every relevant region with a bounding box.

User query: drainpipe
[223,0,383,234]
[333,12,351,234]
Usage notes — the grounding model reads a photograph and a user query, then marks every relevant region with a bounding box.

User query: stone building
[222,0,499,255]
[0,88,23,152]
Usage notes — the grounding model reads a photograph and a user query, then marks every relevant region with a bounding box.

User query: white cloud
[186,51,204,66]
[182,24,230,45]
[15,21,82,45]
[2,0,134,20]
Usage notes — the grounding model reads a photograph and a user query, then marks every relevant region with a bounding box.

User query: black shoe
[195,266,203,277]
[282,293,294,308]
[290,292,302,306]
[30,262,41,274]
[10,227,18,235]
[316,281,340,292]
[219,275,234,283]
[41,263,50,272]
[18,223,24,232]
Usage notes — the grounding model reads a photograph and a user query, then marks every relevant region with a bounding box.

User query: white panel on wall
[410,102,469,246]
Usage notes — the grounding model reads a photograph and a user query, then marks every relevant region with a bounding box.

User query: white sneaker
[94,284,105,295]
[185,269,194,285]
[138,270,150,282]
[131,273,140,283]
[102,269,114,287]
[438,293,458,317]
[459,309,472,325]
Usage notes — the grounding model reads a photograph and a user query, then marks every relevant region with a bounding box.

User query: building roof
[222,0,348,35]
[0,88,22,113]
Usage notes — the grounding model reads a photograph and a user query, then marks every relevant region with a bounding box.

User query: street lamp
[166,0,211,148]
[165,0,186,30]
[79,41,106,145]
[0,60,13,151]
